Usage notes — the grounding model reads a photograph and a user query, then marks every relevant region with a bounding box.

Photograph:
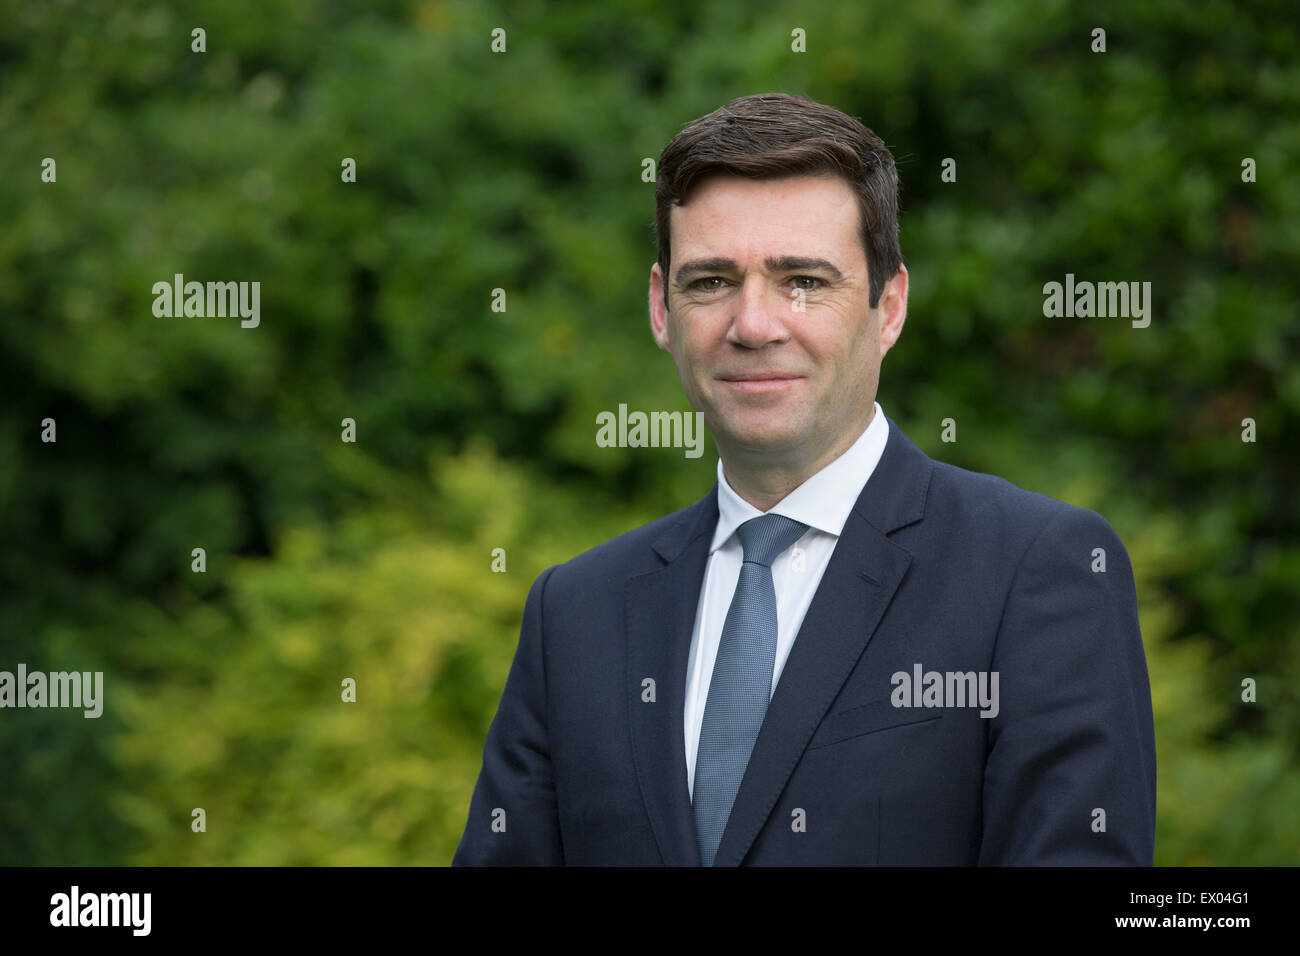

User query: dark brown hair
[654,92,903,309]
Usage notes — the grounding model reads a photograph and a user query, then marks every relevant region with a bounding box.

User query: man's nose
[727,275,790,347]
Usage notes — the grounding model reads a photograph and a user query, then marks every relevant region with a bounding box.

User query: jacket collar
[627,415,933,865]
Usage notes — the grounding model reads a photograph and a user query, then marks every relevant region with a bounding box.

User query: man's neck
[719,407,875,512]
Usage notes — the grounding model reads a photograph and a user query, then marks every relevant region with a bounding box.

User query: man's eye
[688,276,824,292]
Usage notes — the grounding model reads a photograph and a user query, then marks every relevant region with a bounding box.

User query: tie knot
[735,513,809,568]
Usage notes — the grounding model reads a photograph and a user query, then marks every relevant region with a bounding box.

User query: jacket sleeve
[978,506,1157,865]
[452,565,565,865]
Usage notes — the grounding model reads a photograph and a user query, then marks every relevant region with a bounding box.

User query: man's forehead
[672,172,857,229]
[669,174,864,273]
[673,170,854,214]
[684,167,849,195]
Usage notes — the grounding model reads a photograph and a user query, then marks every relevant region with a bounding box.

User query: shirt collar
[711,401,890,552]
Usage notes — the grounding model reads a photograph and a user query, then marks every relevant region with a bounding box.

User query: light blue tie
[693,512,809,866]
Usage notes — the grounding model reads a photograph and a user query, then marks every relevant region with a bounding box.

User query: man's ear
[878,264,908,357]
[649,262,672,352]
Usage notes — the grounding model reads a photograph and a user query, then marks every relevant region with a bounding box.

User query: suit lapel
[713,417,933,865]
[627,416,934,866]
[626,488,718,866]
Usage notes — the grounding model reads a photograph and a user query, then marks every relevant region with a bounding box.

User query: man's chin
[716,424,805,454]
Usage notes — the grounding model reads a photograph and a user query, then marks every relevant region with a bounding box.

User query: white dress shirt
[684,401,890,799]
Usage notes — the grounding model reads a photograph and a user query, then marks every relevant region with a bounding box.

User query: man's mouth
[719,372,801,393]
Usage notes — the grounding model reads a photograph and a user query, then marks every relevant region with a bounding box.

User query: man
[453,92,1156,866]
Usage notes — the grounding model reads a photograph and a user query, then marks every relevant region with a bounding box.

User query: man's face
[649,172,907,471]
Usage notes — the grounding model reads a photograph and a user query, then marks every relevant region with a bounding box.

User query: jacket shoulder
[925,457,1126,548]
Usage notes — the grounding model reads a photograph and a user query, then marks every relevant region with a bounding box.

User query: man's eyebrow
[766,256,845,281]
[673,256,845,286]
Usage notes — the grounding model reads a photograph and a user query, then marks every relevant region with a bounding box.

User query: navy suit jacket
[453,416,1157,865]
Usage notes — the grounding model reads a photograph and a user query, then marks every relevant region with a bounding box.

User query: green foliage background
[1,0,1296,864]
